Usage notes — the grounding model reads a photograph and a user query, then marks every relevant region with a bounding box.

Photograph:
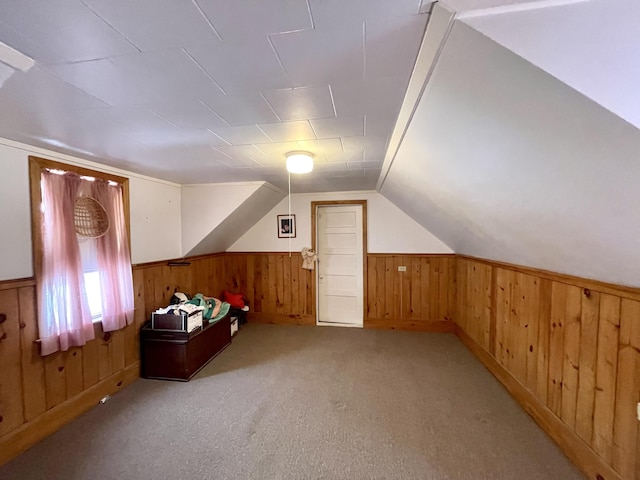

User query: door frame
[311,200,368,325]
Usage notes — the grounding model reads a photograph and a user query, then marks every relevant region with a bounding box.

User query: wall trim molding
[0,277,35,291]
[366,318,454,332]
[249,312,315,326]
[458,254,640,301]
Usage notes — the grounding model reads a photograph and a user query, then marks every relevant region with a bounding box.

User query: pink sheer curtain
[39,171,95,356]
[92,179,134,332]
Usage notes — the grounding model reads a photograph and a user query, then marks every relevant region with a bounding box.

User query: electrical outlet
[637,402,640,421]
[398,266,407,272]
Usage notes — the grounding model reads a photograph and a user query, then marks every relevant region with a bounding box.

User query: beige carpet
[0,324,584,479]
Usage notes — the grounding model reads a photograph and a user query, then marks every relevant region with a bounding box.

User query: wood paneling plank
[612,346,640,478]
[523,275,540,393]
[0,289,25,434]
[44,352,66,410]
[376,257,386,319]
[290,255,299,316]
[429,258,440,322]
[561,285,582,430]
[64,348,84,399]
[283,254,292,314]
[592,294,621,463]
[110,329,125,373]
[82,335,99,390]
[536,279,552,404]
[410,257,422,320]
[575,290,600,444]
[97,335,112,382]
[548,281,567,416]
[267,255,277,314]
[421,259,430,322]
[18,286,46,422]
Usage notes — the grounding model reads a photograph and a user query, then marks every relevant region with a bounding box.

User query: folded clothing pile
[157,292,231,324]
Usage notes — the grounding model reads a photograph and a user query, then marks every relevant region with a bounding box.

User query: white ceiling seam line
[190,0,223,41]
[79,0,142,53]
[376,6,455,192]
[455,0,592,19]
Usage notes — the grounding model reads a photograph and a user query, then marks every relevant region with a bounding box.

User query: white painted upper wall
[228,191,452,254]
[460,0,640,129]
[380,21,640,287]
[0,137,182,280]
[182,182,285,256]
[181,182,265,255]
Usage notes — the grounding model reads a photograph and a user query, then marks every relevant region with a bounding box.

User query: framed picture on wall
[277,214,296,238]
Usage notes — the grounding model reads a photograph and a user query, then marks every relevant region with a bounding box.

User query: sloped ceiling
[380,13,640,287]
[181,181,285,257]
[0,0,431,192]
[461,0,640,130]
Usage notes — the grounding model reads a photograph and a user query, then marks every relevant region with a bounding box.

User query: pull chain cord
[288,170,292,258]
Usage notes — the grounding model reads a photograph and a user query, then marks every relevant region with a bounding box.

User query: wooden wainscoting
[0,278,141,465]
[455,256,640,480]
[225,253,315,326]
[224,252,456,330]
[365,254,456,331]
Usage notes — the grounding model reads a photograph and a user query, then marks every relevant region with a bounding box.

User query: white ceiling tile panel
[365,14,427,80]
[195,0,312,43]
[47,58,139,106]
[176,129,235,148]
[313,161,348,172]
[342,135,387,154]
[82,0,221,51]
[199,92,281,126]
[308,0,422,29]
[330,76,407,117]
[148,100,230,130]
[0,0,138,64]
[294,138,343,156]
[324,149,364,163]
[262,86,336,121]
[185,38,290,95]
[365,114,397,138]
[253,140,299,157]
[214,145,270,165]
[0,21,68,65]
[348,159,383,170]
[47,49,227,107]
[270,25,363,86]
[258,121,316,142]
[112,49,228,103]
[310,115,364,139]
[211,125,272,145]
[56,106,177,138]
[0,67,107,114]
[0,1,416,192]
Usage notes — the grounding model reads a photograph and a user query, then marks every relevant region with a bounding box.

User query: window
[29,156,135,356]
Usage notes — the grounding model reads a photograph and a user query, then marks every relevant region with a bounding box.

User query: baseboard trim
[0,362,139,466]
[455,326,621,480]
[248,313,316,326]
[365,318,455,332]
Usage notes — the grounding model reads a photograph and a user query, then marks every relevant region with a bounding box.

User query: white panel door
[317,205,363,327]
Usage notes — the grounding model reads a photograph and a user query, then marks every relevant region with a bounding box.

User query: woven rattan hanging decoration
[74,196,109,238]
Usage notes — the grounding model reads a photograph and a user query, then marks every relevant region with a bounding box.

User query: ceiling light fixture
[285,151,314,174]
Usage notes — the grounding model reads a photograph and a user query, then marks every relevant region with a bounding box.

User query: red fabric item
[223,290,245,308]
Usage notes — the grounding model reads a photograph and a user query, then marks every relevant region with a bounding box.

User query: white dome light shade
[286,151,314,174]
